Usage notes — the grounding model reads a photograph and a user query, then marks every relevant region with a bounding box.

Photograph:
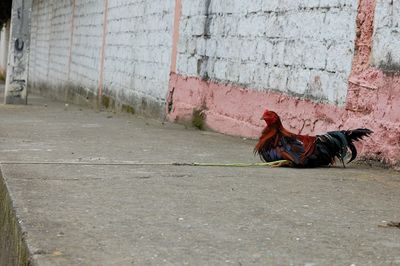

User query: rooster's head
[261,109,281,126]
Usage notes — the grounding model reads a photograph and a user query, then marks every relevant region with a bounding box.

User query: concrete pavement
[0,87,399,265]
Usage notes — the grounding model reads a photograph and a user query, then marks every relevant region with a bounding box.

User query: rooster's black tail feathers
[344,128,373,163]
[321,128,373,166]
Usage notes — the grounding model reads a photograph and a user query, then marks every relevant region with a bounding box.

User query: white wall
[103,0,174,105]
[29,0,53,86]
[372,0,400,70]
[30,0,400,112]
[0,21,10,76]
[177,0,358,105]
[29,0,175,111]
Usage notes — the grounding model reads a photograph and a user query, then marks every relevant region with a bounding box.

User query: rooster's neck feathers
[255,122,296,152]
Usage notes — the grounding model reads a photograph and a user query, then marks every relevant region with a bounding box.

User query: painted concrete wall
[29,0,174,115]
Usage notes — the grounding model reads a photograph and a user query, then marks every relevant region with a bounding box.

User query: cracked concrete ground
[0,87,399,265]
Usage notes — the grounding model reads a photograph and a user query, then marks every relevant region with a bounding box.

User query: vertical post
[170,0,182,74]
[98,0,109,107]
[4,0,32,104]
[67,0,76,82]
[0,21,11,76]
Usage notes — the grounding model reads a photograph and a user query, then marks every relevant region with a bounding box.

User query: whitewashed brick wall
[28,0,361,110]
[372,0,400,70]
[30,0,102,91]
[69,0,103,89]
[103,0,174,104]
[29,0,52,85]
[47,0,73,87]
[29,0,174,107]
[177,0,358,105]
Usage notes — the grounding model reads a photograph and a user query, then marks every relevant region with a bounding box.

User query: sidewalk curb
[0,165,31,266]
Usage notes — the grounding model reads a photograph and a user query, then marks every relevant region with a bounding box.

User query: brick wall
[177,0,357,105]
[29,0,52,86]
[372,0,400,71]
[47,1,74,87]
[103,0,174,110]
[29,0,175,114]
[29,0,359,112]
[68,0,103,89]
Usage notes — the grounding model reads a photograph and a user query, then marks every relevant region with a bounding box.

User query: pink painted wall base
[167,72,400,166]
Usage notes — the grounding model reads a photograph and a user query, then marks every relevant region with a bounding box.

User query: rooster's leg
[268,160,293,167]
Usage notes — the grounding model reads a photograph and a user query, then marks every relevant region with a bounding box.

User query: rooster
[254,109,373,167]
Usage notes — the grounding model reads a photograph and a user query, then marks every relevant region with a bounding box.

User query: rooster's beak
[260,117,264,121]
